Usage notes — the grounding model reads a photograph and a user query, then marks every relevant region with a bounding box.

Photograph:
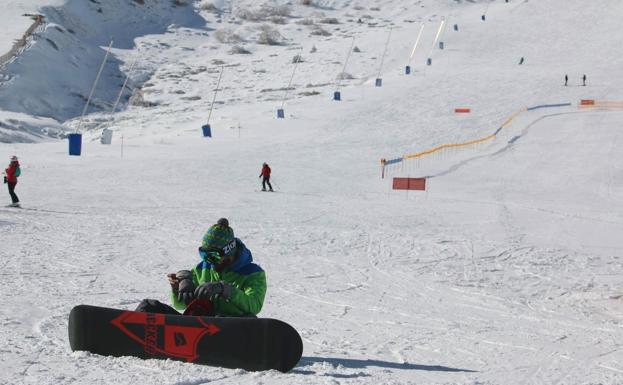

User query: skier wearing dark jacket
[259,162,273,191]
[4,155,21,207]
[136,218,267,317]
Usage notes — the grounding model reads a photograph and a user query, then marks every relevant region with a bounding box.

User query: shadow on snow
[293,356,477,374]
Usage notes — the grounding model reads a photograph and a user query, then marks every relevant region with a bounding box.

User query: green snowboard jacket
[171,239,266,316]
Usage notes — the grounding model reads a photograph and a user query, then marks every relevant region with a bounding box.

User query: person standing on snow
[582,74,587,86]
[136,218,267,317]
[259,162,273,192]
[4,156,21,207]
[564,74,568,86]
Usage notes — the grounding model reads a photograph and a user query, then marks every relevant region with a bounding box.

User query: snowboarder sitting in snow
[4,155,21,207]
[136,218,266,317]
[259,162,273,191]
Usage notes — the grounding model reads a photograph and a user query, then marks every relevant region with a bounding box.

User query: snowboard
[68,305,303,372]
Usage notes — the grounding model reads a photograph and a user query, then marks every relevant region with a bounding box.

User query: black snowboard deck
[69,305,303,372]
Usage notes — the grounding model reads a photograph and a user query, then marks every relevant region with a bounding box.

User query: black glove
[176,270,195,305]
[3,176,6,184]
[194,281,233,300]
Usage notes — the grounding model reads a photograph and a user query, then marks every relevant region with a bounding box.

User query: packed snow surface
[0,0,622,384]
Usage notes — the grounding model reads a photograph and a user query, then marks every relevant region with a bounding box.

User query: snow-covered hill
[0,0,205,141]
[0,0,622,384]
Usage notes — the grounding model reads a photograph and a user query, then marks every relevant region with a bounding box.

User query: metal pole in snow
[376,27,393,80]
[438,16,448,47]
[206,66,224,125]
[432,18,446,48]
[111,55,138,114]
[280,48,303,110]
[483,1,491,17]
[408,24,425,65]
[426,19,445,61]
[80,39,114,129]
[336,37,356,91]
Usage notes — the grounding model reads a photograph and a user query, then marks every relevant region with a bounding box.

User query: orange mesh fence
[379,101,592,174]
[579,100,623,109]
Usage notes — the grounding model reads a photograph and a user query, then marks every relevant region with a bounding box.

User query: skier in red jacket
[259,163,273,192]
[4,155,21,207]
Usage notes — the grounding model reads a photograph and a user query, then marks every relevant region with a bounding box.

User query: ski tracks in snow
[343,227,622,382]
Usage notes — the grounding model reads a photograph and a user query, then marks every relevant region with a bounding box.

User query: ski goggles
[198,247,223,264]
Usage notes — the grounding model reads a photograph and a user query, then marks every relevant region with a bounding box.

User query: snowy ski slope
[0,0,622,384]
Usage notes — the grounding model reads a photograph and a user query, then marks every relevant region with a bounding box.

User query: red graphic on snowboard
[111,311,220,362]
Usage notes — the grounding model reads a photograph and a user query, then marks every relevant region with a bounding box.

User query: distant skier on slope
[259,162,273,192]
[136,218,267,317]
[582,74,587,86]
[564,74,568,86]
[4,155,21,207]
